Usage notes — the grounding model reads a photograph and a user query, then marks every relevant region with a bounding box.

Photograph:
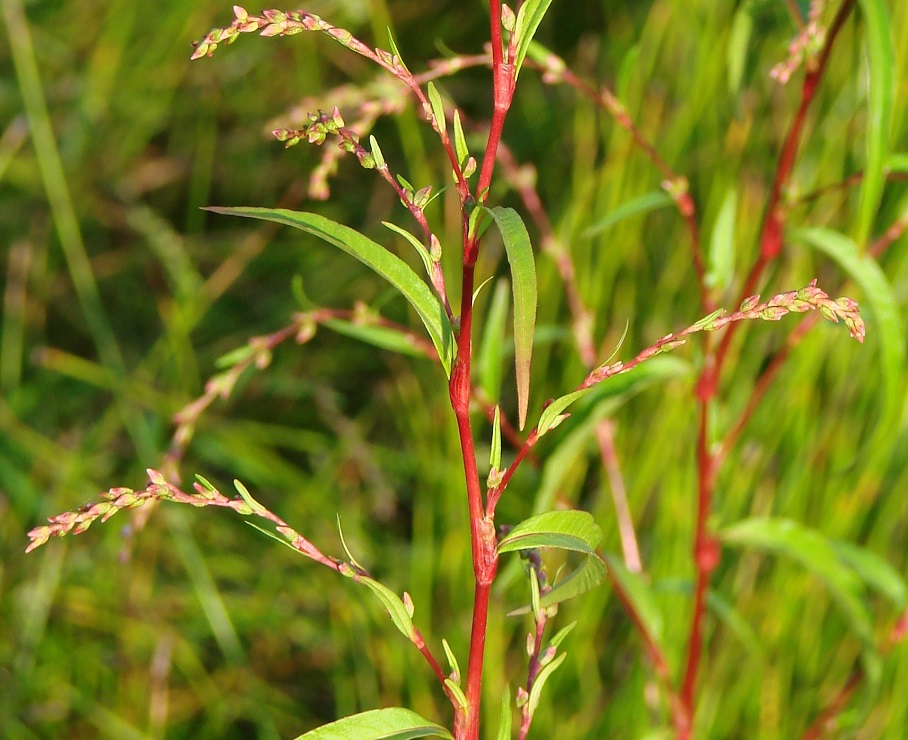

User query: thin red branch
[678,4,858,728]
[716,0,856,372]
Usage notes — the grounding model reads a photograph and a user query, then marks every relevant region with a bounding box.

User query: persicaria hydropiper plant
[30,2,908,738]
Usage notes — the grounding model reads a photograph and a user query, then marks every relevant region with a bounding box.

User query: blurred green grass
[1,0,906,737]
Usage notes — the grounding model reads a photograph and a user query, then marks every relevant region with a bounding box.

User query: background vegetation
[2,0,906,737]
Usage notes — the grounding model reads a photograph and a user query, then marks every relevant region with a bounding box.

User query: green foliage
[2,0,907,738]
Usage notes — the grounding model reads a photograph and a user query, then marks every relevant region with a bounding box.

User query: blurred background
[1,0,906,737]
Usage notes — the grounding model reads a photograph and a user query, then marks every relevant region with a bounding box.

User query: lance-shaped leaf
[526,651,566,721]
[354,574,417,643]
[495,686,512,740]
[206,207,455,376]
[292,707,454,739]
[498,510,602,555]
[322,317,430,360]
[513,0,555,79]
[483,206,537,429]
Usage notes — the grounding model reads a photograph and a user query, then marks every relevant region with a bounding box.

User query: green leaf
[444,679,468,711]
[479,278,511,402]
[483,207,537,430]
[792,227,905,442]
[206,208,455,376]
[385,29,410,74]
[233,479,267,516]
[540,555,606,609]
[292,708,453,739]
[489,406,502,471]
[365,136,384,171]
[706,186,737,291]
[604,554,663,644]
[495,686,512,740]
[535,387,592,439]
[526,651,566,720]
[498,510,602,555]
[441,638,461,681]
[322,318,429,360]
[426,82,446,134]
[583,191,673,237]
[855,0,894,246]
[720,518,875,646]
[356,575,417,642]
[452,110,469,167]
[832,540,906,609]
[513,0,554,79]
[381,221,434,278]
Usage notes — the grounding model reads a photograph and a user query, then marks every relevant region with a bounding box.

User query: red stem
[716,0,855,371]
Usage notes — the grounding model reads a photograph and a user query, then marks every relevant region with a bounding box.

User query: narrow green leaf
[386,29,410,73]
[536,387,593,439]
[490,406,502,471]
[444,679,468,711]
[472,275,494,306]
[356,575,418,642]
[292,707,453,740]
[381,221,434,278]
[498,511,602,555]
[244,521,301,553]
[484,207,537,430]
[513,0,555,79]
[479,278,511,402]
[855,0,894,246]
[583,191,673,237]
[547,621,577,649]
[604,554,664,644]
[426,82,446,134]
[322,318,429,360]
[526,651,566,720]
[206,208,455,376]
[792,227,905,441]
[495,686,512,740]
[832,540,906,609]
[720,518,875,646]
[529,565,542,621]
[233,479,267,516]
[336,515,366,573]
[370,136,387,170]
[452,110,469,167]
[441,638,461,681]
[215,344,255,369]
[706,186,737,290]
